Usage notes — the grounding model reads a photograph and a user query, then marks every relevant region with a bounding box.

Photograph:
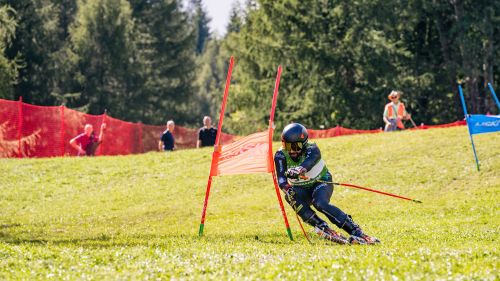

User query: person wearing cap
[274,123,380,245]
[383,90,411,132]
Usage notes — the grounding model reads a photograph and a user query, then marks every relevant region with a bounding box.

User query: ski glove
[285,166,307,179]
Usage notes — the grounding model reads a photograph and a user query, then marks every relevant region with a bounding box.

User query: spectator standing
[159,120,175,151]
[69,123,106,156]
[197,116,217,148]
[383,90,411,132]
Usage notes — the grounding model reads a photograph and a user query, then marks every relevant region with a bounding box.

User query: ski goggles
[283,141,303,152]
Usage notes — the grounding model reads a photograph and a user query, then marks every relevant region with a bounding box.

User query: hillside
[0,126,498,279]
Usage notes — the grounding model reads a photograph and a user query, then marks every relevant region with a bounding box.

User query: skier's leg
[291,186,348,244]
[311,175,379,245]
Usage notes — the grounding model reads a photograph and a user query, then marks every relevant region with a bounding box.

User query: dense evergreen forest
[0,0,498,134]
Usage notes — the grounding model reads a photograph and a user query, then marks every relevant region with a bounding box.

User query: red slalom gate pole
[199,175,213,236]
[267,66,294,241]
[213,57,234,148]
[199,56,234,237]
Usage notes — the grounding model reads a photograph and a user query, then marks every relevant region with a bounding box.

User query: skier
[274,123,380,245]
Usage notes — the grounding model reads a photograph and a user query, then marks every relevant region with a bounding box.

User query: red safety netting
[0,99,23,158]
[409,120,466,130]
[308,125,382,139]
[0,98,466,158]
[0,98,237,158]
[307,120,466,139]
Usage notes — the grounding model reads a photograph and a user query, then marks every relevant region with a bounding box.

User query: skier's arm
[274,151,290,190]
[299,143,321,171]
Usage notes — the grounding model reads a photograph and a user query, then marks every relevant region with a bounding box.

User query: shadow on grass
[0,231,298,248]
[1,223,22,228]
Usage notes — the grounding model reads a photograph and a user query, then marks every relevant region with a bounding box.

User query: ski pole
[301,176,422,203]
[295,212,312,244]
[286,193,312,243]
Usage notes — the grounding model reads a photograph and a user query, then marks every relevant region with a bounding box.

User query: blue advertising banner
[467,114,500,135]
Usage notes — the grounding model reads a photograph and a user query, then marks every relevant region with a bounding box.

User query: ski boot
[341,215,380,245]
[348,230,381,245]
[314,224,349,245]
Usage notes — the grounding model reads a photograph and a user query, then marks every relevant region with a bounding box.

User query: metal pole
[487,83,500,111]
[458,85,480,171]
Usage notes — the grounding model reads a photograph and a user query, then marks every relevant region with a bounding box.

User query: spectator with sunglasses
[274,123,380,245]
[383,90,411,131]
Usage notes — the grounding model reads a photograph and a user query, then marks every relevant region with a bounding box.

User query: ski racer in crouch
[274,123,380,245]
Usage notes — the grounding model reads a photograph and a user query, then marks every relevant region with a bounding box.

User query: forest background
[0,0,498,135]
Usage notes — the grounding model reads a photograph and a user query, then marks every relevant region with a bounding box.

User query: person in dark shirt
[159,120,175,151]
[69,123,106,156]
[197,116,217,148]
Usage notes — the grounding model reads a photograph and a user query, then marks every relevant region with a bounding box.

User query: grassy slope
[0,127,498,280]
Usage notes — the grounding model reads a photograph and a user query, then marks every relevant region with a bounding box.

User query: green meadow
[1,127,498,280]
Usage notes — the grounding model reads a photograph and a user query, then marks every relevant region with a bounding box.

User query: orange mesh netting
[307,125,382,139]
[307,121,466,139]
[0,98,237,158]
[210,131,270,176]
[0,98,465,158]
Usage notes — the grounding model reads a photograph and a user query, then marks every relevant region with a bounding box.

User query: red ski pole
[300,176,422,203]
[331,182,422,203]
[295,212,312,244]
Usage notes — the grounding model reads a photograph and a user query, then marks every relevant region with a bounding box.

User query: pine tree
[189,0,211,54]
[69,0,137,116]
[226,2,242,35]
[130,0,197,124]
[0,5,18,100]
[2,0,65,105]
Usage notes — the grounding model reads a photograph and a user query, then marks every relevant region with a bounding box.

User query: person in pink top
[69,123,106,156]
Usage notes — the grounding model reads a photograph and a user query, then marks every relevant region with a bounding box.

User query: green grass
[1,126,498,280]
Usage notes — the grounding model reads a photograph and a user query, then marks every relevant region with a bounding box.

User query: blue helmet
[281,123,308,151]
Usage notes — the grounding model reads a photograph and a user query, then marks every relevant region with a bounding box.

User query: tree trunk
[433,4,460,117]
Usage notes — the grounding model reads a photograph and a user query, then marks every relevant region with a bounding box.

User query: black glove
[285,166,307,179]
